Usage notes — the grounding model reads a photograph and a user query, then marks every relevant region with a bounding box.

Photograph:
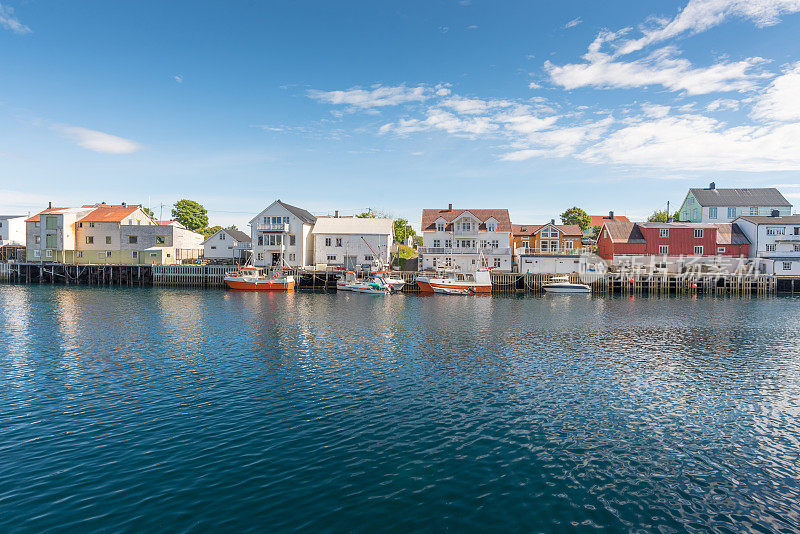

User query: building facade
[203,228,252,262]
[735,215,800,275]
[0,215,26,246]
[249,200,316,268]
[587,212,630,236]
[678,183,792,223]
[311,216,393,269]
[419,205,513,272]
[513,221,585,273]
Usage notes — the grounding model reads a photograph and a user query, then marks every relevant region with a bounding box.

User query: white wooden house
[202,228,252,261]
[735,215,800,275]
[249,200,316,267]
[312,216,393,269]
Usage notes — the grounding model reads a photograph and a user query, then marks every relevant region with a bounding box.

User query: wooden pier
[0,263,788,295]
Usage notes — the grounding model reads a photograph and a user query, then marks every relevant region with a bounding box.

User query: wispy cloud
[0,2,31,34]
[307,84,442,109]
[55,126,143,154]
[173,74,183,83]
[750,61,800,121]
[564,17,583,29]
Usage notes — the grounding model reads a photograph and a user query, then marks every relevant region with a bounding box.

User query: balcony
[775,234,800,242]
[516,247,585,256]
[257,223,289,232]
[419,247,511,255]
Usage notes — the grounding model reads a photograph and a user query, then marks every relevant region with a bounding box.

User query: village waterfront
[2,284,800,532]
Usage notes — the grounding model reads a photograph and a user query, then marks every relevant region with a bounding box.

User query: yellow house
[512,221,583,254]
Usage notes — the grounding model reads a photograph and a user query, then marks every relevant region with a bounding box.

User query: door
[271,253,281,266]
[344,256,358,270]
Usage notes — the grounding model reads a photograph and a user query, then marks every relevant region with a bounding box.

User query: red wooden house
[597,221,749,260]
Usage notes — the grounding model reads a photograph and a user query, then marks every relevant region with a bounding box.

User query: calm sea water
[1,285,800,533]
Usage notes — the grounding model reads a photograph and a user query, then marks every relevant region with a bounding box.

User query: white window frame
[708,207,717,219]
[659,228,669,238]
[783,262,792,271]
[325,237,331,246]
[727,207,736,218]
[693,245,704,255]
[717,247,726,253]
[327,255,337,261]
[766,244,777,252]
[694,229,704,238]
[659,245,669,255]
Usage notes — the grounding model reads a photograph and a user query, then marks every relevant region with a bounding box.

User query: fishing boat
[542,275,590,293]
[224,266,295,291]
[432,286,472,295]
[416,268,492,294]
[374,272,406,292]
[346,276,390,295]
[337,271,357,291]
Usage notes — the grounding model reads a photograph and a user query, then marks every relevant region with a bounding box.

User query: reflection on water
[1,285,799,532]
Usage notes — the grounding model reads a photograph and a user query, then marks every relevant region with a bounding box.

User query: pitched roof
[735,215,800,224]
[714,223,750,245]
[277,200,317,224]
[25,207,70,223]
[80,205,140,222]
[312,216,393,235]
[224,229,252,242]
[590,214,631,227]
[421,208,512,232]
[603,221,645,243]
[0,215,26,219]
[512,223,582,236]
[689,187,791,207]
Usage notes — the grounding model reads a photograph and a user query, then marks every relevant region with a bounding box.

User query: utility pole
[159,203,164,223]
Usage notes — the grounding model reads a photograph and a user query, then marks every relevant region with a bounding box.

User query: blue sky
[2,0,800,229]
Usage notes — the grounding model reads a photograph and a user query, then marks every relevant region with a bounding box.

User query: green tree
[171,199,208,231]
[393,218,416,244]
[560,207,591,231]
[647,210,681,223]
[591,225,602,239]
[142,207,156,220]
[225,224,239,231]
[201,225,222,239]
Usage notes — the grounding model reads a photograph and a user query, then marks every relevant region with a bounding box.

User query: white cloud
[307,84,432,109]
[56,126,143,154]
[440,97,513,115]
[580,113,800,171]
[706,98,741,111]
[0,3,30,34]
[750,61,800,121]
[501,116,614,160]
[173,75,183,83]
[641,103,671,118]
[466,24,478,30]
[616,0,800,56]
[546,46,767,94]
[564,17,583,29]
[528,81,542,89]
[382,109,500,137]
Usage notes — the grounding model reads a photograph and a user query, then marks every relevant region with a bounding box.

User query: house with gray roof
[249,200,317,267]
[679,182,792,223]
[202,227,252,262]
[734,215,800,275]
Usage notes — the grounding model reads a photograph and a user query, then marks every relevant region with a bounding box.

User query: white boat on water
[347,276,390,295]
[432,286,472,295]
[542,276,591,293]
[416,268,493,294]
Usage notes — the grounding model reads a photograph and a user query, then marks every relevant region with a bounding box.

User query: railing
[775,234,800,241]
[516,248,584,255]
[760,250,800,258]
[256,223,289,232]
[418,247,511,255]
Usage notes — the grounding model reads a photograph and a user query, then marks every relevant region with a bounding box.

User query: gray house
[679,183,792,223]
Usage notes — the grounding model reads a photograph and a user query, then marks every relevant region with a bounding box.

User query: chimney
[550,218,555,225]
[335,210,339,218]
[448,203,453,211]
[122,202,126,206]
[48,201,52,209]
[609,210,614,220]
[709,181,716,190]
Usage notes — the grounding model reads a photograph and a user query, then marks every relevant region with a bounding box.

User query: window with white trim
[335,238,342,247]
[45,249,52,258]
[659,228,669,238]
[289,235,296,246]
[487,223,496,231]
[105,251,112,258]
[86,236,94,244]
[694,229,704,238]
[766,244,776,252]
[794,244,800,252]
[694,245,704,255]
[132,251,138,259]
[288,253,296,261]
[659,245,669,255]
[436,222,445,231]
[708,207,717,219]
[783,262,792,271]
[727,207,736,218]
[33,250,41,257]
[750,207,759,215]
[445,257,452,267]
[717,247,726,253]
[77,251,83,258]
[325,237,331,246]
[327,255,337,261]
[433,239,440,247]
[364,255,373,261]
[444,239,452,248]
[766,227,785,235]
[493,258,501,268]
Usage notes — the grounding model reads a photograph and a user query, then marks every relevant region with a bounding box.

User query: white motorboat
[416,268,493,294]
[337,271,357,291]
[346,276,390,295]
[432,286,472,295]
[542,276,591,293]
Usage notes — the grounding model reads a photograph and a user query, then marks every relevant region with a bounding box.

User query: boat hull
[416,279,492,294]
[224,278,295,291]
[542,283,590,293]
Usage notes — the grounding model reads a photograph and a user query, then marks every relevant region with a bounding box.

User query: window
[750,207,759,215]
[793,227,800,235]
[693,246,704,255]
[33,250,41,258]
[565,240,574,250]
[77,251,83,258]
[327,255,337,261]
[257,236,263,246]
[156,236,165,244]
[717,247,726,253]
[433,239,440,248]
[550,241,558,252]
[289,235,296,246]
[445,239,452,248]
[659,228,669,238]
[129,236,138,244]
[150,252,157,258]
[335,238,342,247]
[541,241,548,252]
[728,207,736,218]
[520,227,527,232]
[784,262,793,271]
[694,229,704,238]
[365,255,374,261]
[794,244,800,252]
[445,257,452,267]
[461,221,471,231]
[132,251,138,259]
[487,223,496,232]
[766,244,777,252]
[325,237,331,246]
[46,234,56,248]
[210,246,216,249]
[659,245,669,255]
[89,222,95,228]
[220,233,225,240]
[436,222,445,231]
[709,207,717,219]
[46,216,57,230]
[491,240,499,249]
[688,196,694,204]
[86,236,94,244]
[257,253,263,260]
[105,251,112,258]
[766,227,785,235]
[35,235,41,244]
[45,249,52,258]
[288,253,296,261]
[106,236,112,244]
[493,258,501,268]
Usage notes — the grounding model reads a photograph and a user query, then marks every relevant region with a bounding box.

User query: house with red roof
[419,204,513,271]
[512,220,585,273]
[587,211,630,236]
